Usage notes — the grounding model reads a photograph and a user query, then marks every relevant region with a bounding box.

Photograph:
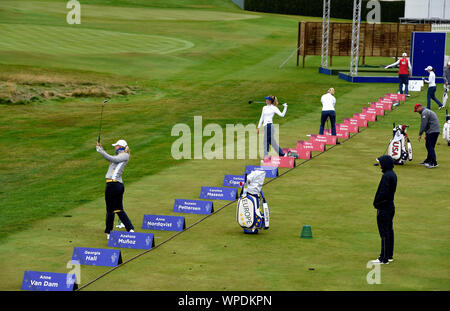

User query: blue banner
[142,215,185,231]
[72,247,122,267]
[173,199,213,215]
[223,175,245,187]
[108,231,154,250]
[200,186,238,201]
[244,165,278,178]
[21,270,77,291]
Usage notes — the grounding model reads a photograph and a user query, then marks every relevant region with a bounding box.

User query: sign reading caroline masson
[200,187,238,201]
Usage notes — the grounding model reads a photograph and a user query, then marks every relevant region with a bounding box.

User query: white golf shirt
[425,71,436,87]
[257,104,287,128]
[321,93,336,111]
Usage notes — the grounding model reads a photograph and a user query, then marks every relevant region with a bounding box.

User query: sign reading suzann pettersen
[173,199,214,215]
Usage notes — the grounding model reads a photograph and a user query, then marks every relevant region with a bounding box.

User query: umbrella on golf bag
[387,123,413,165]
[443,109,450,146]
[236,170,270,234]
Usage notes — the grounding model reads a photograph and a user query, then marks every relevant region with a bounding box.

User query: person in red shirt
[385,52,412,97]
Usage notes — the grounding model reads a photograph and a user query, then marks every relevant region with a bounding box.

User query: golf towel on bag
[236,170,269,233]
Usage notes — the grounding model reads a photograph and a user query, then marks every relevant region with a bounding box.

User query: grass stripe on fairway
[0,24,195,55]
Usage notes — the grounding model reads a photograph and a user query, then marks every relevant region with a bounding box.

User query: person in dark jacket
[372,155,397,264]
[414,103,441,168]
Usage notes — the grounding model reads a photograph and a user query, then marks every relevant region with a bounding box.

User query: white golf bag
[236,170,270,234]
[443,109,450,146]
[387,123,413,165]
[443,85,449,108]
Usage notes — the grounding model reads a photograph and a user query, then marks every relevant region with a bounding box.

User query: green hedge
[244,0,405,23]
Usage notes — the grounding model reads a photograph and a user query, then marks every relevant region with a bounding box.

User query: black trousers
[424,132,439,166]
[319,110,336,136]
[376,207,395,263]
[105,182,134,234]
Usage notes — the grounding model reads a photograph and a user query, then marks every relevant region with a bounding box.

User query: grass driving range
[0,0,449,291]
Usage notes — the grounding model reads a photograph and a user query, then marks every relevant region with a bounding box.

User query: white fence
[432,23,450,32]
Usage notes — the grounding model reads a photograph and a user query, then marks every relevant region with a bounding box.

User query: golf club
[248,100,265,104]
[97,99,108,143]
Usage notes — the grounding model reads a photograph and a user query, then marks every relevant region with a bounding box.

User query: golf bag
[443,85,449,108]
[387,123,413,164]
[236,170,270,234]
[443,109,450,146]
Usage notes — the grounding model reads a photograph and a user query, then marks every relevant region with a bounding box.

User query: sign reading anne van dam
[223,175,245,187]
[21,271,77,291]
[200,186,238,201]
[142,215,186,231]
[108,231,154,250]
[173,199,214,215]
[72,247,122,267]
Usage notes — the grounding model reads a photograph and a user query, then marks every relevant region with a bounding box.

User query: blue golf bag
[236,170,270,234]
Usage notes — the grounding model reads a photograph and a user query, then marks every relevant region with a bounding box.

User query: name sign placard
[369,103,385,115]
[354,112,376,122]
[200,186,238,201]
[311,134,337,145]
[142,215,185,231]
[263,156,295,168]
[223,175,245,187]
[108,231,155,250]
[21,271,77,291]
[244,165,278,178]
[72,247,122,267]
[345,117,367,128]
[338,122,358,134]
[325,129,349,139]
[173,199,214,215]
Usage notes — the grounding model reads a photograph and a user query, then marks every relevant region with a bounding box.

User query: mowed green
[0,0,449,291]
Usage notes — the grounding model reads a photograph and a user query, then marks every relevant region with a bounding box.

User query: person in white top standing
[319,88,337,136]
[423,66,443,110]
[256,95,288,158]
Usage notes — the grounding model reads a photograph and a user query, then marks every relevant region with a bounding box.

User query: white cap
[425,65,433,71]
[112,139,127,147]
[402,52,407,57]
[448,61,450,66]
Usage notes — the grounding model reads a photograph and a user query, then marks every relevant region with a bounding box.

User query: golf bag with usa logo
[236,170,270,234]
[387,123,413,165]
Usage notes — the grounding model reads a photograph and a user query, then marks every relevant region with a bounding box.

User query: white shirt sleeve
[385,60,400,69]
[257,108,264,129]
[273,105,287,117]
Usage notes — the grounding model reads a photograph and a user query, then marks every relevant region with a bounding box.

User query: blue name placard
[142,215,186,231]
[108,231,154,250]
[173,199,214,215]
[223,175,245,187]
[21,270,77,291]
[200,186,238,201]
[72,247,122,267]
[244,165,278,178]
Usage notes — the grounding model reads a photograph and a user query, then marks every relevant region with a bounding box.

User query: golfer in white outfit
[257,95,288,158]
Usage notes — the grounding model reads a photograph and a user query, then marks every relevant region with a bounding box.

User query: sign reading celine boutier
[173,199,214,215]
[108,231,155,250]
[21,271,77,291]
[142,214,186,231]
[72,247,122,267]
[223,175,245,187]
[200,186,238,201]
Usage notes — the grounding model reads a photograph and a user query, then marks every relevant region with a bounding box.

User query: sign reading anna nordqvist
[72,247,122,267]
[21,271,77,291]
[173,199,214,215]
[142,215,186,231]
[108,231,155,250]
[200,186,238,201]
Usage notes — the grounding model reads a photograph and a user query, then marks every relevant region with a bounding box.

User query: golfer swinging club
[385,52,412,97]
[257,95,288,159]
[96,139,134,240]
